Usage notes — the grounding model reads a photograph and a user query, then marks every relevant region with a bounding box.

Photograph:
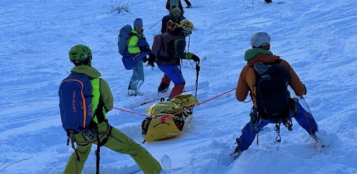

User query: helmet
[69,44,92,63]
[180,19,193,31]
[171,7,181,14]
[251,32,271,47]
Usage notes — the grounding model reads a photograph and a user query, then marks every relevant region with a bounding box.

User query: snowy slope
[1,0,357,173]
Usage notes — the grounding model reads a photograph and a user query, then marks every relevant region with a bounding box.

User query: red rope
[112,88,251,119]
[113,107,150,117]
[198,88,236,105]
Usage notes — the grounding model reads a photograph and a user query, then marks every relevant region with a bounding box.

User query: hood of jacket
[70,65,101,79]
[244,48,273,62]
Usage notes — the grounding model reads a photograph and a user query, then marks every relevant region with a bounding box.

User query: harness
[250,98,299,144]
[67,120,112,174]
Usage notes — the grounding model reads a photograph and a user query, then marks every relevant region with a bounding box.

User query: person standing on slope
[166,8,185,35]
[232,32,321,159]
[161,7,186,34]
[126,18,151,96]
[166,0,193,14]
[148,19,200,101]
[62,44,162,174]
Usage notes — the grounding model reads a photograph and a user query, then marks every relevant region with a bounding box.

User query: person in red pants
[149,20,200,101]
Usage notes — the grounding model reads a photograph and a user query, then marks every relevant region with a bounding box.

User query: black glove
[139,46,150,52]
[147,53,155,67]
[142,56,148,63]
[147,60,155,67]
[191,54,200,64]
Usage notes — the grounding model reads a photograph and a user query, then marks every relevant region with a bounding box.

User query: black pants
[183,0,192,6]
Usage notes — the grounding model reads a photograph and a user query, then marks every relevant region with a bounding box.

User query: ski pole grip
[196,64,200,72]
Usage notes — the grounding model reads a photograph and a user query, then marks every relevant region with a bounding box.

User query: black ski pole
[195,63,200,97]
[187,35,190,52]
[149,19,162,30]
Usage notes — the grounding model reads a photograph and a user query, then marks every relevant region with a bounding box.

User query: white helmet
[251,32,271,47]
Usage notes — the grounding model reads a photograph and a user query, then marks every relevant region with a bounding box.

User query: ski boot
[231,146,243,160]
[311,133,325,148]
[128,89,136,96]
[231,138,243,160]
[158,82,169,93]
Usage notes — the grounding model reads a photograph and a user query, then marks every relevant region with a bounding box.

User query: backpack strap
[155,35,166,66]
[93,100,105,123]
[273,59,282,65]
[159,35,166,53]
[93,121,112,174]
[91,78,106,124]
[66,133,80,174]
[93,125,100,174]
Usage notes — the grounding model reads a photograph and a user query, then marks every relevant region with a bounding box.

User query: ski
[124,81,209,109]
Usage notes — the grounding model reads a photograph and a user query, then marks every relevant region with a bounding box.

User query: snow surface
[1,0,357,173]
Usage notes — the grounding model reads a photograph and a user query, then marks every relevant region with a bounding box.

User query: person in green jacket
[127,18,151,96]
[63,44,162,174]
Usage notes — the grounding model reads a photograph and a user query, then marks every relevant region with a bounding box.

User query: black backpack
[253,59,292,120]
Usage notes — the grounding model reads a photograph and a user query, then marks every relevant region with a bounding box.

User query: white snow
[1,0,357,173]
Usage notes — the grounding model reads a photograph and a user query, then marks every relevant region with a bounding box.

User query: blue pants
[237,101,318,151]
[129,60,144,92]
[122,51,148,70]
[158,65,185,99]
[158,65,185,85]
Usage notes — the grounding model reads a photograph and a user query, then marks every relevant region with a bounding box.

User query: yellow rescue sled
[141,94,199,142]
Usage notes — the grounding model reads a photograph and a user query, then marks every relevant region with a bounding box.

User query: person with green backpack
[61,44,162,174]
[149,19,200,101]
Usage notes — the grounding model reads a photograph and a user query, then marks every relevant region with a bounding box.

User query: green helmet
[69,44,92,63]
[171,7,181,14]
